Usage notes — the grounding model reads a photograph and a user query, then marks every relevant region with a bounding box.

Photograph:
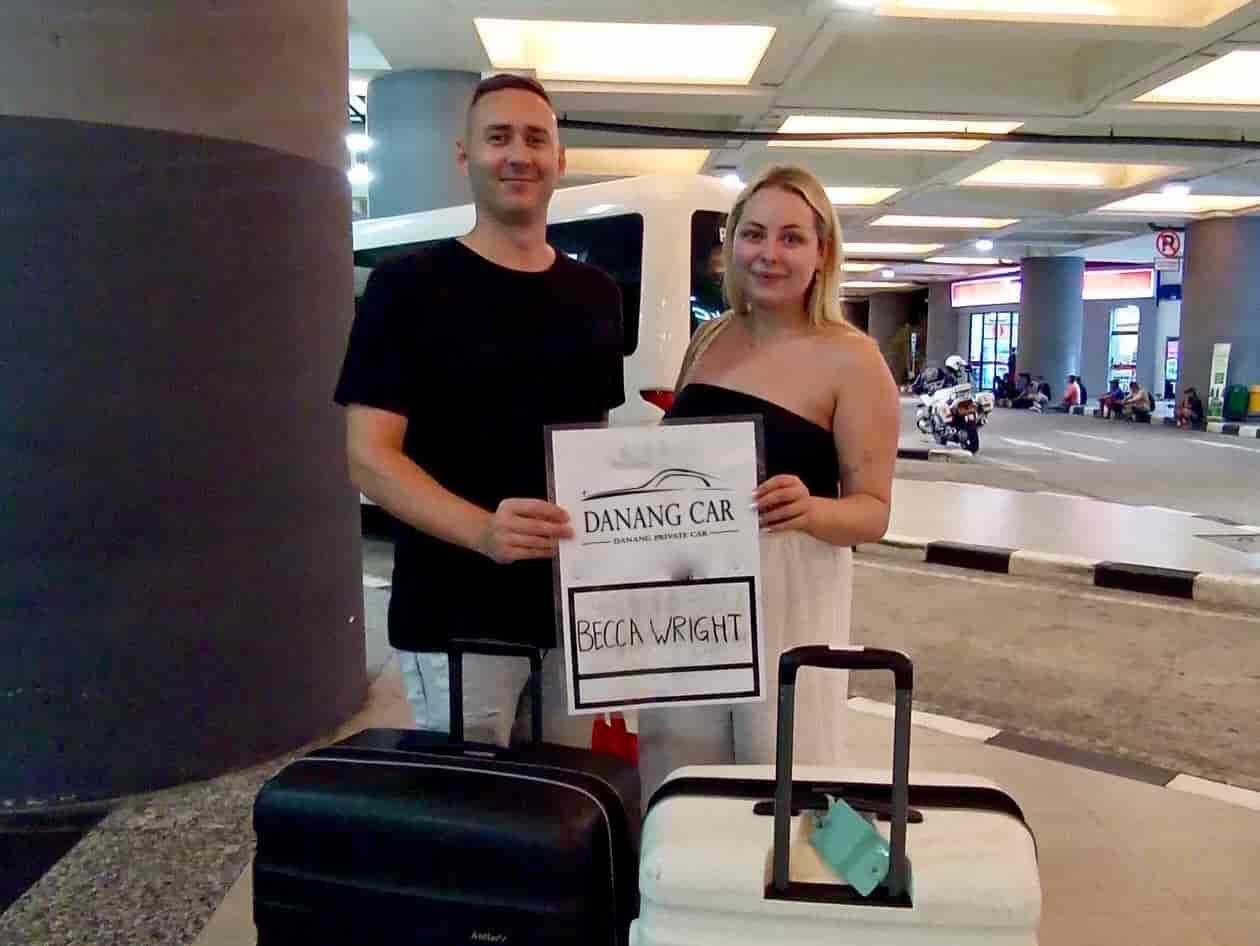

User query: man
[1052,375,1081,413]
[334,75,625,745]
[1120,381,1152,421]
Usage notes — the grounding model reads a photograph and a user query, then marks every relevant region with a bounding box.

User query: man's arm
[347,406,570,564]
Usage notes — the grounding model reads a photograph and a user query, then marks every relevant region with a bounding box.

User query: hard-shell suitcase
[631,646,1041,945]
[253,639,641,945]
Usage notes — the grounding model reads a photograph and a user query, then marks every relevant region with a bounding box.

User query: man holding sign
[336,75,624,745]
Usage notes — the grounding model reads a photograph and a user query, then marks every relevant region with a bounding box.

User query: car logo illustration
[583,468,731,501]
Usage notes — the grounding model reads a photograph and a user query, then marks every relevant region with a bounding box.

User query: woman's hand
[754,474,816,533]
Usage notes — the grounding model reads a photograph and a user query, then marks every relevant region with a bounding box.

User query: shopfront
[950,265,1162,399]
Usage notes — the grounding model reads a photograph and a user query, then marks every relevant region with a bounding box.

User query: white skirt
[637,531,853,801]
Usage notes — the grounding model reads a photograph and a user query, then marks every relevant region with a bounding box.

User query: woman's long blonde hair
[722,165,849,329]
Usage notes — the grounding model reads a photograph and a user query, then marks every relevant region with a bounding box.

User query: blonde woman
[637,165,899,800]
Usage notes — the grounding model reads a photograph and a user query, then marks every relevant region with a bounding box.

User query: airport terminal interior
[5,2,1260,945]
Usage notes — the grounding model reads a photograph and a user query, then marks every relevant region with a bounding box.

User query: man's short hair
[469,74,553,113]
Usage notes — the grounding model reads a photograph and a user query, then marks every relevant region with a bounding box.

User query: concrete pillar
[0,2,365,809]
[869,292,916,381]
[1180,217,1260,403]
[842,300,869,333]
[367,70,481,217]
[1019,257,1085,388]
[926,283,957,367]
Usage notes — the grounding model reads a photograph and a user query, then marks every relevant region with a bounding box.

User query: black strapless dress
[637,382,854,799]
[665,383,841,498]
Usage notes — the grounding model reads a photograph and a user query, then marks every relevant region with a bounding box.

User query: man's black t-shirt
[335,239,625,651]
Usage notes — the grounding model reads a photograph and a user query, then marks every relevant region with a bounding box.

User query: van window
[691,211,728,333]
[547,213,644,356]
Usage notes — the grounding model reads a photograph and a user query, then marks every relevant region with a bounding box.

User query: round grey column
[0,2,365,809]
[1018,257,1084,387]
[367,70,481,217]
[869,292,916,379]
[1180,217,1260,402]
[926,283,958,367]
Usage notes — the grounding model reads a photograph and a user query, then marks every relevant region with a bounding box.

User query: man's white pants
[397,648,593,748]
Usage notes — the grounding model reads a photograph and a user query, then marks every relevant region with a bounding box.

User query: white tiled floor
[193,662,1260,946]
[889,479,1260,573]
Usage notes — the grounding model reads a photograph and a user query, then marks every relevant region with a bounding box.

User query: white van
[352,174,736,426]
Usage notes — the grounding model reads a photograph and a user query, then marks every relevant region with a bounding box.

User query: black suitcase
[253,639,641,945]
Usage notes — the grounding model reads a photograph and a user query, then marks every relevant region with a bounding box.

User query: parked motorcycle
[914,356,995,453]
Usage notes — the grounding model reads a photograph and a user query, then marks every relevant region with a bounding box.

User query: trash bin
[1249,384,1260,419]
[1223,384,1250,422]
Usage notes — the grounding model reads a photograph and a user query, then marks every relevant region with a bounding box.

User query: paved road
[850,548,1260,790]
[900,400,1260,526]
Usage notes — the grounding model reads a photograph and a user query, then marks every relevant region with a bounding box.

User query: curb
[897,446,974,463]
[1068,404,1260,438]
[873,536,1260,613]
[846,696,1260,812]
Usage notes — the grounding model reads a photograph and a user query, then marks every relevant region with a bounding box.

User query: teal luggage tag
[807,795,891,897]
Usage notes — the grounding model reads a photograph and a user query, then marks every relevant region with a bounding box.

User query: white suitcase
[631,646,1041,946]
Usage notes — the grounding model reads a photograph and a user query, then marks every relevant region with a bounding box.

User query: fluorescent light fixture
[871,214,1017,229]
[347,164,373,187]
[1162,182,1192,197]
[960,159,1182,190]
[1136,51,1260,107]
[722,173,745,189]
[975,239,996,252]
[842,262,882,272]
[473,19,776,85]
[926,256,1001,265]
[875,0,1250,26]
[1097,193,1260,216]
[881,268,897,279]
[843,242,943,255]
[346,133,375,154]
[843,280,915,289]
[565,149,710,177]
[772,116,1022,151]
[825,186,901,205]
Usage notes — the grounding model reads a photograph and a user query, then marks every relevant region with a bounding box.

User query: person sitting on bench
[1118,381,1152,422]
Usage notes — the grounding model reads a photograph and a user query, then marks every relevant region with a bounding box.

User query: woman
[637,166,899,800]
[1176,387,1204,429]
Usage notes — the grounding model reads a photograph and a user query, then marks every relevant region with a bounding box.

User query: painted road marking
[1057,429,1128,445]
[854,559,1260,624]
[979,456,1039,474]
[1000,436,1112,464]
[1192,438,1260,454]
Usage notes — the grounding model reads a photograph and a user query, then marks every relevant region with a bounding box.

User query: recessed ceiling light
[1136,51,1260,107]
[874,1,1249,27]
[722,173,745,189]
[347,164,373,187]
[975,239,996,252]
[824,186,901,205]
[843,242,944,256]
[960,159,1183,190]
[346,133,375,154]
[1097,193,1260,216]
[871,215,1018,229]
[842,262,882,272]
[565,149,711,177]
[926,256,1001,265]
[473,19,777,85]
[844,280,915,289]
[772,116,1022,152]
[1161,182,1192,197]
[881,268,897,279]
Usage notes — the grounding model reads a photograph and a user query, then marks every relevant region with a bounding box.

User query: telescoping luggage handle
[447,639,544,745]
[773,646,914,901]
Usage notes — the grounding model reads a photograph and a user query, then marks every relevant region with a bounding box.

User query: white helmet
[945,355,967,373]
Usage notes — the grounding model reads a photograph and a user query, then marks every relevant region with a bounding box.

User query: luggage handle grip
[447,639,544,745]
[773,646,913,900]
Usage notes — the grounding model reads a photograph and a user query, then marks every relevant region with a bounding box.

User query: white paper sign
[547,421,765,715]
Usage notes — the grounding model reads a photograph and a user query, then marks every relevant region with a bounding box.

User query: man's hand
[479,499,574,564]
